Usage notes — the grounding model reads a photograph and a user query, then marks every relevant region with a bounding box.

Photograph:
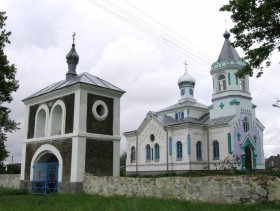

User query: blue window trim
[146,144,151,161]
[176,112,184,120]
[154,143,160,161]
[176,141,182,160]
[180,88,185,96]
[169,137,172,156]
[189,88,193,96]
[196,141,202,160]
[187,134,191,155]
[213,140,219,160]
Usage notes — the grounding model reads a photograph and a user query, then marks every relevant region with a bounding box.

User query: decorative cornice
[24,132,121,143]
[212,94,252,102]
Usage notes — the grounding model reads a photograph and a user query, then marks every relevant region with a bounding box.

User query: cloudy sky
[1,0,280,164]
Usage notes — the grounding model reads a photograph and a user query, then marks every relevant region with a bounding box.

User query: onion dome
[66,32,79,80]
[177,71,195,87]
[218,30,240,61]
[223,30,230,39]
[66,44,79,62]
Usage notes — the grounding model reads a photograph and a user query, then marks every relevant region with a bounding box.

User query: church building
[124,31,265,174]
[20,35,125,193]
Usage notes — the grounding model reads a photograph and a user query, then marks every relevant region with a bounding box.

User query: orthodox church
[20,35,125,193]
[124,31,265,174]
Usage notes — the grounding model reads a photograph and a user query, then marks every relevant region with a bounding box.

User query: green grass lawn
[0,188,279,211]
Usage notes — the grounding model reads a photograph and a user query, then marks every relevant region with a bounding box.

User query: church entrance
[245,146,252,170]
[32,152,59,194]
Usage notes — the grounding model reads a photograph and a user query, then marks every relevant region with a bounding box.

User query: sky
[1,0,280,164]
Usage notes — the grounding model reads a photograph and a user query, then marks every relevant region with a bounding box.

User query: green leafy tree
[0,11,19,173]
[120,152,127,168]
[220,0,280,77]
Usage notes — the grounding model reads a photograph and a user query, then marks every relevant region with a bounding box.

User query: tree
[0,11,19,173]
[120,152,127,168]
[220,0,280,77]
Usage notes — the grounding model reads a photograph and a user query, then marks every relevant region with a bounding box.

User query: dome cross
[183,60,188,72]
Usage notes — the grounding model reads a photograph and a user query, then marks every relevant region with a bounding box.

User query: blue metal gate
[32,162,59,194]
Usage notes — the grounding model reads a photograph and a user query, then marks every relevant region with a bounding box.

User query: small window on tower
[239,77,245,91]
[180,88,185,96]
[243,117,249,132]
[218,74,226,92]
[189,88,193,96]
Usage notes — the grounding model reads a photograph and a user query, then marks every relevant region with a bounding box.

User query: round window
[150,134,155,142]
[92,100,108,121]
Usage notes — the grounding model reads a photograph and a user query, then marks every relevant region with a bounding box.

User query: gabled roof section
[205,115,236,126]
[218,31,240,61]
[23,72,125,101]
[154,112,209,127]
[158,100,208,113]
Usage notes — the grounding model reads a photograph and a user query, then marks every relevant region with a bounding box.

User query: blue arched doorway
[32,152,59,194]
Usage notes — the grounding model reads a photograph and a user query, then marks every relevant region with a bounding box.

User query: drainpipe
[165,127,169,173]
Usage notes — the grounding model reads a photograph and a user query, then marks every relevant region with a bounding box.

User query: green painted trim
[235,76,238,85]
[237,133,241,142]
[241,138,257,169]
[228,133,232,154]
[228,73,231,85]
[219,102,225,109]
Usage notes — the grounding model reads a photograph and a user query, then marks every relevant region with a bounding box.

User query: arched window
[196,141,202,160]
[239,77,245,91]
[35,108,47,138]
[154,143,160,161]
[180,88,185,96]
[50,100,66,136]
[169,137,172,156]
[131,146,136,163]
[213,140,219,160]
[218,74,226,92]
[243,117,249,132]
[228,133,232,154]
[146,144,151,161]
[176,141,182,160]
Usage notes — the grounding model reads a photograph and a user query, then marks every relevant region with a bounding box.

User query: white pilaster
[70,137,86,182]
[20,143,26,180]
[113,140,120,176]
[113,97,120,136]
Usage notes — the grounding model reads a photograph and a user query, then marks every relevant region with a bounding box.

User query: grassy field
[0,188,279,211]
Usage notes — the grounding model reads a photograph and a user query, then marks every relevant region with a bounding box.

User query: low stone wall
[1,174,280,203]
[0,174,20,189]
[83,175,280,203]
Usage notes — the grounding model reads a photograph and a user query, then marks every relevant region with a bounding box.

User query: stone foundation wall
[83,175,280,203]
[0,175,20,189]
[1,174,280,203]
